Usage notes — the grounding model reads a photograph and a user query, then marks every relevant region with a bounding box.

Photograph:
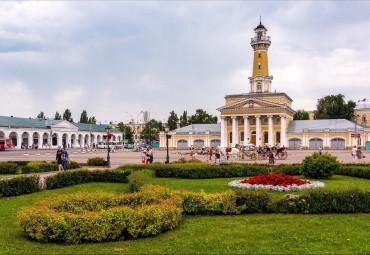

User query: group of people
[141,147,154,164]
[256,143,283,164]
[352,146,365,163]
[189,146,222,164]
[56,146,71,172]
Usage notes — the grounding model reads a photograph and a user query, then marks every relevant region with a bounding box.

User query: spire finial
[260,14,261,24]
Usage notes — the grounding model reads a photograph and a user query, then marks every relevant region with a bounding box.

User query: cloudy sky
[1,1,370,123]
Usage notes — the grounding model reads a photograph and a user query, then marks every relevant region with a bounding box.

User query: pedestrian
[209,147,213,161]
[356,147,364,163]
[56,146,63,172]
[61,147,70,171]
[215,149,221,165]
[352,146,357,163]
[268,151,275,164]
[146,148,150,164]
[141,150,146,164]
[148,146,153,164]
[318,146,323,155]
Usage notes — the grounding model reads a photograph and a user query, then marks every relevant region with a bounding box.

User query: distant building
[160,21,370,150]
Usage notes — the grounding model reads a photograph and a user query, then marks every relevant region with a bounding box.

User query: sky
[1,1,370,124]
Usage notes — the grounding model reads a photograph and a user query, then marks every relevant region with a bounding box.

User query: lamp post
[165,127,170,164]
[105,126,111,168]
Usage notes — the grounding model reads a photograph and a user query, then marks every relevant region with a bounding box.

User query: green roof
[256,21,266,29]
[0,116,120,133]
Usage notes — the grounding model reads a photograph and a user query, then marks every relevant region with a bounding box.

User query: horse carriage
[257,146,288,160]
[239,144,258,161]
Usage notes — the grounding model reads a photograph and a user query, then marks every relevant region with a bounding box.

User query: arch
[52,133,58,146]
[308,137,323,150]
[250,130,256,145]
[210,139,221,148]
[193,139,205,149]
[97,135,101,143]
[42,132,49,147]
[176,139,188,150]
[90,134,96,146]
[288,137,302,150]
[32,132,40,148]
[78,134,84,147]
[0,130,5,138]
[62,133,68,148]
[71,134,77,148]
[112,135,116,142]
[117,135,121,142]
[21,132,31,148]
[257,82,262,92]
[84,134,89,147]
[330,137,345,150]
[9,131,18,147]
[362,114,367,124]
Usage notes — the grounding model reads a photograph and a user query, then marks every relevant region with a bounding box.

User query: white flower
[228,180,325,192]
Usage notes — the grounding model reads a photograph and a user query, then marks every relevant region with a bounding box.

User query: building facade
[159,21,370,150]
[0,116,122,148]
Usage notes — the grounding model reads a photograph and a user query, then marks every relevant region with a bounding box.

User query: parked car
[124,144,134,149]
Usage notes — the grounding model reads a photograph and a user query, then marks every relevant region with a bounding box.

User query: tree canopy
[54,112,62,120]
[167,110,179,131]
[188,109,218,124]
[79,110,89,123]
[141,119,164,144]
[117,123,133,144]
[293,110,310,120]
[314,94,356,120]
[88,116,97,124]
[37,111,46,120]
[62,109,73,122]
[179,111,189,127]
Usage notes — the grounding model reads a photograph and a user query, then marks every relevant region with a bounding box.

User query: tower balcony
[250,36,271,46]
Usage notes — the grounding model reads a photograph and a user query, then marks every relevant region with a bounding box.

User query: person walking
[352,146,357,163]
[209,147,213,161]
[148,146,153,164]
[356,147,363,163]
[215,149,221,165]
[318,146,323,155]
[56,146,63,172]
[61,147,70,171]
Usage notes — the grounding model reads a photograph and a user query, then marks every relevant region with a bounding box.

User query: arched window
[258,52,261,58]
[276,132,281,144]
[257,82,262,92]
[362,114,367,124]
[264,132,268,144]
[258,63,261,70]
[229,132,232,144]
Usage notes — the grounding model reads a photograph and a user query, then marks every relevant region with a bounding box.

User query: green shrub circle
[301,152,341,179]
[17,189,183,244]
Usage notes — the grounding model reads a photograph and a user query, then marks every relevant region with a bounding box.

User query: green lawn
[0,172,369,254]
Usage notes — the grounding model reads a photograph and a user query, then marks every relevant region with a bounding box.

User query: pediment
[51,120,79,131]
[217,98,286,111]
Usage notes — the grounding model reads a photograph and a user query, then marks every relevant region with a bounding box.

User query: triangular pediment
[51,120,79,132]
[217,98,286,111]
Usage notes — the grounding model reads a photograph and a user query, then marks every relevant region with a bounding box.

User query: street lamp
[105,126,111,168]
[164,127,170,164]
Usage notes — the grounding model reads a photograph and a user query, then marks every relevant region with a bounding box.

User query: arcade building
[160,21,370,150]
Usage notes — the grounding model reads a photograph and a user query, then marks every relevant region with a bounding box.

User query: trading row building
[160,21,370,150]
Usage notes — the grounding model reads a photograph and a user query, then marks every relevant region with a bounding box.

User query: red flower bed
[240,173,311,187]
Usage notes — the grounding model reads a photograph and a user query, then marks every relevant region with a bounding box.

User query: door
[210,139,221,148]
[176,139,188,150]
[288,138,301,150]
[309,138,323,150]
[193,139,205,149]
[331,138,345,150]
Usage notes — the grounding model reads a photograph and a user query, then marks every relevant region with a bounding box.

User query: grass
[0,171,369,254]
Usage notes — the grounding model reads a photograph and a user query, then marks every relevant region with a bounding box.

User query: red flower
[240,173,310,186]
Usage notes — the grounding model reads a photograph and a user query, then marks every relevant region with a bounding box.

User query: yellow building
[159,21,370,150]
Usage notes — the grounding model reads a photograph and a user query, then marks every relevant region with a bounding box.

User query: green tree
[314,94,356,120]
[37,111,46,120]
[88,116,97,124]
[141,119,164,144]
[117,122,134,144]
[293,110,310,120]
[54,112,62,120]
[189,109,218,124]
[179,111,189,127]
[62,109,73,122]
[79,110,89,123]
[167,110,179,131]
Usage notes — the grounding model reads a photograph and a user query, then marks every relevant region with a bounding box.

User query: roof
[287,119,367,133]
[255,22,266,29]
[0,116,120,133]
[172,123,221,135]
[225,92,293,102]
[355,103,370,110]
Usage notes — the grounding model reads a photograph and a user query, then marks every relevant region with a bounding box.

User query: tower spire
[260,14,261,24]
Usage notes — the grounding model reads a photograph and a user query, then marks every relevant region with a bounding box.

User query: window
[258,63,261,70]
[241,132,244,142]
[275,117,281,123]
[240,119,244,124]
[257,82,262,92]
[229,132,232,144]
[251,118,256,124]
[258,52,261,58]
[264,132,268,144]
[362,114,367,124]
[276,132,281,144]
[357,137,362,146]
[263,118,268,123]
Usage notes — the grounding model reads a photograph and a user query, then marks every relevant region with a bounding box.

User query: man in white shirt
[352,146,357,163]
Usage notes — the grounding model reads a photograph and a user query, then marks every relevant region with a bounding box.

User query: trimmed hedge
[335,166,370,179]
[0,162,21,174]
[87,157,106,166]
[45,169,131,190]
[0,175,39,197]
[0,161,80,174]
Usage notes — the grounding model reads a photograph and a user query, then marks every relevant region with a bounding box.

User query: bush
[17,189,182,244]
[87,157,106,166]
[335,166,370,179]
[45,169,131,190]
[68,161,80,170]
[277,190,370,214]
[0,175,39,197]
[301,153,340,179]
[0,162,21,174]
[6,161,30,167]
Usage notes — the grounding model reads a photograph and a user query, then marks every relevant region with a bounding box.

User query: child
[215,149,221,165]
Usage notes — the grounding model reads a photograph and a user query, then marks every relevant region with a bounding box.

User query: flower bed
[229,173,325,192]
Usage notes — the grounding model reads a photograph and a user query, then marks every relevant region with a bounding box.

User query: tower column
[256,115,261,147]
[268,115,273,146]
[231,116,238,147]
[280,114,287,147]
[244,115,250,144]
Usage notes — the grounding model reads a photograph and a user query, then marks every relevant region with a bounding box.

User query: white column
[280,115,287,147]
[57,133,63,148]
[37,133,43,148]
[80,135,85,147]
[268,115,273,146]
[256,115,261,147]
[231,116,237,147]
[244,116,250,144]
[221,116,228,147]
[28,133,32,147]
[16,133,22,148]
